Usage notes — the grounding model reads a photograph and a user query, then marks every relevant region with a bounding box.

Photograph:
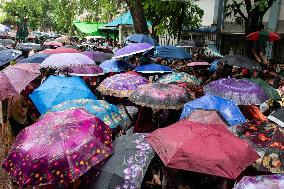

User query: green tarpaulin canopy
[73,22,106,36]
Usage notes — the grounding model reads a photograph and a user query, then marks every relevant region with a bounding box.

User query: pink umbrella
[40,48,80,54]
[187,61,210,67]
[43,41,63,47]
[65,65,104,76]
[146,120,259,179]
[2,109,113,187]
[0,63,40,101]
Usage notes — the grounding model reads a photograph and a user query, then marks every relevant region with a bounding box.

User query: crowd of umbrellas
[0,32,283,189]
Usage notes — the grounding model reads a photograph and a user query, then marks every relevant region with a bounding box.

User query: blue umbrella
[134,63,173,73]
[180,94,246,127]
[0,49,22,66]
[99,59,132,73]
[48,99,124,129]
[0,24,10,32]
[125,34,159,46]
[209,60,220,73]
[153,45,192,59]
[30,76,97,114]
[18,54,49,63]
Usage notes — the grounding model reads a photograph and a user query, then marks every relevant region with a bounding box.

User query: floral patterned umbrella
[48,99,124,129]
[158,72,200,85]
[233,174,284,189]
[232,120,283,173]
[2,109,113,187]
[97,73,148,98]
[205,78,269,105]
[129,83,191,109]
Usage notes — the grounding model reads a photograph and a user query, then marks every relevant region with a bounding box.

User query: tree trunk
[177,3,186,41]
[125,0,149,34]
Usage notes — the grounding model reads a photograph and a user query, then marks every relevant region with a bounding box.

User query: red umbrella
[145,120,259,179]
[246,31,280,42]
[40,48,80,54]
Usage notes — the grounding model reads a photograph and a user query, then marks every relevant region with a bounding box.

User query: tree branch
[244,0,252,13]
[263,0,277,13]
[232,0,248,21]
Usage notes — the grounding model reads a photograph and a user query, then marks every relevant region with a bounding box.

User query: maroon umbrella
[0,63,40,101]
[146,120,259,179]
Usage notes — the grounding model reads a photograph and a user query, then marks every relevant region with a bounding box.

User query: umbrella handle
[122,102,135,125]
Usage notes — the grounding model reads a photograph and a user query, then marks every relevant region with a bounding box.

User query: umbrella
[134,63,173,74]
[99,59,132,73]
[153,45,192,60]
[220,55,262,71]
[208,60,220,73]
[89,134,155,189]
[186,110,229,127]
[175,40,195,47]
[0,39,15,47]
[205,78,269,105]
[145,120,259,179]
[232,121,283,173]
[2,109,113,187]
[0,24,10,32]
[43,41,63,47]
[113,43,154,59]
[268,108,284,127]
[0,63,40,101]
[204,45,223,58]
[64,65,104,76]
[40,48,80,54]
[245,78,281,101]
[16,43,43,51]
[48,99,123,129]
[0,49,22,66]
[246,30,280,42]
[158,72,200,85]
[18,54,49,64]
[129,83,191,109]
[233,174,284,189]
[40,53,95,69]
[180,94,246,126]
[125,34,159,46]
[187,61,210,67]
[30,76,97,114]
[97,73,148,98]
[82,51,108,62]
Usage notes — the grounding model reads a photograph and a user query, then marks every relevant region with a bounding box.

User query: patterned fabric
[158,72,200,85]
[117,104,138,131]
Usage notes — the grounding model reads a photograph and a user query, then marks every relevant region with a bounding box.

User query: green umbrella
[245,78,281,101]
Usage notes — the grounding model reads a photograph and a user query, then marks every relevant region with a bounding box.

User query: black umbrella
[16,43,43,51]
[220,55,262,71]
[0,39,15,47]
[268,108,284,127]
[88,134,155,189]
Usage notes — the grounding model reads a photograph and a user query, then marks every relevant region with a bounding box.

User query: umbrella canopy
[153,45,192,60]
[99,59,132,73]
[0,49,22,66]
[30,76,97,114]
[175,40,195,47]
[40,53,95,69]
[187,61,210,67]
[90,134,154,189]
[186,110,229,127]
[0,24,10,32]
[0,39,15,47]
[64,65,104,76]
[158,72,200,85]
[145,120,259,179]
[129,83,191,109]
[125,34,159,46]
[40,48,80,54]
[134,63,173,73]
[2,109,113,187]
[18,54,49,64]
[246,30,280,42]
[233,121,283,173]
[233,174,284,189]
[220,55,262,71]
[180,94,246,126]
[245,78,281,101]
[268,108,284,127]
[16,43,43,51]
[43,41,63,47]
[82,51,108,62]
[48,99,123,129]
[0,63,40,101]
[113,43,154,59]
[205,78,269,105]
[204,45,223,58]
[97,73,148,98]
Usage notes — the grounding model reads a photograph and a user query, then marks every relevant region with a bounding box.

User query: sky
[195,0,216,26]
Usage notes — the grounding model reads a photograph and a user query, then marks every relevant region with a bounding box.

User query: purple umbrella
[0,63,40,101]
[113,43,154,59]
[97,73,148,98]
[40,53,95,69]
[82,51,108,62]
[205,78,269,105]
[2,109,113,187]
[65,65,104,76]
